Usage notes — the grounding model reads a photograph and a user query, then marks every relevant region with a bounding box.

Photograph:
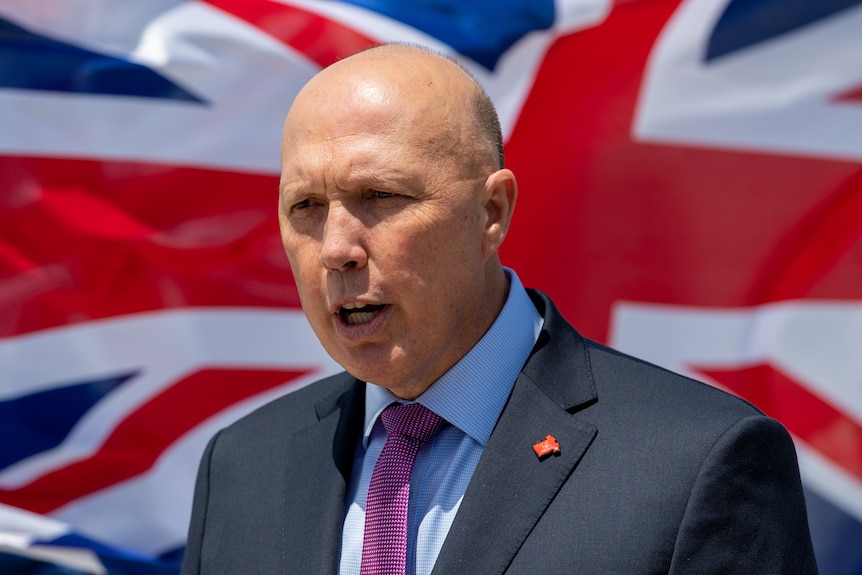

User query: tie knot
[380,403,443,445]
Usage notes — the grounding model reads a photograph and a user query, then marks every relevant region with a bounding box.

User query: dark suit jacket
[181,290,818,574]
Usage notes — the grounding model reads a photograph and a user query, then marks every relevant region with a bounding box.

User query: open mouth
[339,302,386,325]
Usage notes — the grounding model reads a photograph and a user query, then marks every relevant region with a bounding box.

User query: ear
[481,168,518,259]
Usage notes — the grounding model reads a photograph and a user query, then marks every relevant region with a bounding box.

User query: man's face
[278,65,506,399]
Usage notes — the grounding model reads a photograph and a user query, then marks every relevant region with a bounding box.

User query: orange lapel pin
[532,434,561,459]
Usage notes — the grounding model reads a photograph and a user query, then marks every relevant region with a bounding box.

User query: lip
[333,302,392,340]
[329,298,383,314]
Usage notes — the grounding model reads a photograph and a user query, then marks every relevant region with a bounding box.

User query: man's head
[278,44,517,399]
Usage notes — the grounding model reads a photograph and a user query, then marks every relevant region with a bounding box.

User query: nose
[320,204,368,271]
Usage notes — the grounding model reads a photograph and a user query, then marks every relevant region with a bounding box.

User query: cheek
[283,243,322,299]
[378,216,481,294]
[283,246,304,282]
[395,203,475,251]
[378,229,440,277]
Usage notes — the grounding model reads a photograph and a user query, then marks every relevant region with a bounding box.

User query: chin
[328,343,413,390]
[333,355,388,384]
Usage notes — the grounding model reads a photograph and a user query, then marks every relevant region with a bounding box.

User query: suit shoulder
[583,338,763,420]
[525,289,763,424]
[580,339,794,494]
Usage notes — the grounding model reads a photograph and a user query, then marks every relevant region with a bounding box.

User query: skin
[278,45,517,399]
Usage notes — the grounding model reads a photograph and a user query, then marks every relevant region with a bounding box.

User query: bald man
[181,45,818,575]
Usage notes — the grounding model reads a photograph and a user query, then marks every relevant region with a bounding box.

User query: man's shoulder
[528,288,762,421]
[582,337,764,424]
[535,302,779,470]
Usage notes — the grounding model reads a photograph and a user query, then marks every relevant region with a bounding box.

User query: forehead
[282,107,461,187]
[281,131,428,190]
[289,75,455,143]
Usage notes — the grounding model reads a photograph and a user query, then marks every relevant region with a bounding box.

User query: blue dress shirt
[338,269,543,575]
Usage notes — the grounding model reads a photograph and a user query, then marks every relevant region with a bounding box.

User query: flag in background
[1,0,860,573]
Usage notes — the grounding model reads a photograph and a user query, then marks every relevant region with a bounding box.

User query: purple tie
[360,403,444,575]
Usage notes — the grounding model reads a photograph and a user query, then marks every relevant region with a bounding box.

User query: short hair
[470,85,505,169]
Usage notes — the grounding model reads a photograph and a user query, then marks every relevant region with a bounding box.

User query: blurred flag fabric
[1,0,860,573]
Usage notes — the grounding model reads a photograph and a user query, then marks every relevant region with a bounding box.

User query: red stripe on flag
[834,83,862,103]
[745,172,862,303]
[0,156,299,339]
[205,0,377,67]
[0,367,309,513]
[694,363,862,482]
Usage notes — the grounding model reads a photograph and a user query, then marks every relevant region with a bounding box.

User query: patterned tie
[360,403,444,575]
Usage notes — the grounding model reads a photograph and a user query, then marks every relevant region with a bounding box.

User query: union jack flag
[1,0,860,573]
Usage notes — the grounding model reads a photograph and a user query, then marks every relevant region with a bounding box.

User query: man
[181,44,818,574]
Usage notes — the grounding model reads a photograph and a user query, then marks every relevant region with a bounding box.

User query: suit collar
[523,289,598,411]
[431,290,599,574]
[281,376,365,573]
[315,377,367,481]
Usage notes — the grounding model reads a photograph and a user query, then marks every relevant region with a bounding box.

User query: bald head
[284,44,503,175]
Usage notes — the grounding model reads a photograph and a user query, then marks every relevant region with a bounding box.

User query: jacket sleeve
[669,415,819,574]
[180,430,220,575]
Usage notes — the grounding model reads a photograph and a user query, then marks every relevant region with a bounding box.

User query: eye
[284,196,323,220]
[371,190,396,199]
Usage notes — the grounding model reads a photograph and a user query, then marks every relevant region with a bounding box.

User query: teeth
[340,302,383,325]
[346,311,376,325]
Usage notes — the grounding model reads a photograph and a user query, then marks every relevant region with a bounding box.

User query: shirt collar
[362,268,543,447]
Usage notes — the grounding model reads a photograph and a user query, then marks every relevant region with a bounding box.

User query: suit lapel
[282,378,364,573]
[431,291,599,575]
